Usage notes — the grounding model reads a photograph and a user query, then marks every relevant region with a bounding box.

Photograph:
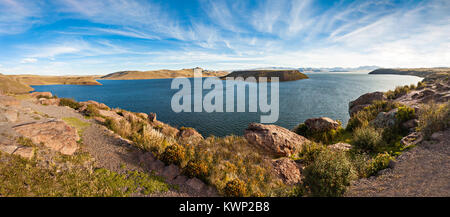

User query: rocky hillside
[1,70,448,197]
[0,74,101,94]
[0,74,34,94]
[221,69,308,82]
[9,75,101,86]
[100,68,228,80]
[369,67,449,77]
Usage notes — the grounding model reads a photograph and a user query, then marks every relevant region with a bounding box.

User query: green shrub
[84,104,101,117]
[16,137,35,147]
[184,160,209,180]
[59,98,81,110]
[417,102,450,139]
[365,153,393,176]
[302,149,356,197]
[161,143,185,166]
[352,126,383,151]
[293,123,308,136]
[224,178,247,197]
[297,142,327,165]
[293,121,344,144]
[396,106,415,123]
[385,85,410,99]
[347,100,400,130]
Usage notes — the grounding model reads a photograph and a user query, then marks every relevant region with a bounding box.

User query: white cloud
[20,58,37,63]
[0,0,42,34]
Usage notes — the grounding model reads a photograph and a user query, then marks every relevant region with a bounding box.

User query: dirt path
[4,97,217,197]
[347,130,450,197]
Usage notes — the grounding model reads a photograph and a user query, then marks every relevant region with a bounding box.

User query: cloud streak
[0,0,448,75]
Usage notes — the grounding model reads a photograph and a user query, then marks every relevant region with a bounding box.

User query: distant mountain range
[100,68,228,80]
[234,66,380,72]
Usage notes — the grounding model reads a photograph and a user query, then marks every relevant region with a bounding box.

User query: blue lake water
[32,72,422,137]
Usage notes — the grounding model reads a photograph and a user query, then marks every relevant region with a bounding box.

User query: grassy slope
[100,68,228,80]
[221,70,309,82]
[369,67,450,77]
[0,74,34,94]
[9,75,102,85]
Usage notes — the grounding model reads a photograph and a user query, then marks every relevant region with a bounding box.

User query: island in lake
[221,69,309,82]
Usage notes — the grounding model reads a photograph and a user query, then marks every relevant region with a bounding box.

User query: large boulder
[349,92,386,116]
[244,123,309,157]
[98,109,124,121]
[13,120,79,155]
[328,142,352,151]
[304,117,340,132]
[272,158,302,185]
[39,98,60,106]
[177,127,203,140]
[400,132,423,148]
[370,108,398,128]
[80,100,109,110]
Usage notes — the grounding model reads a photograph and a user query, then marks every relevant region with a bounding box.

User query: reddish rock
[173,175,188,185]
[161,164,181,180]
[186,177,205,191]
[98,109,124,121]
[14,147,34,159]
[148,113,157,122]
[328,142,352,151]
[349,91,386,116]
[272,158,302,185]
[177,127,203,140]
[80,100,109,110]
[39,98,60,106]
[304,117,340,132]
[13,120,79,155]
[137,113,148,120]
[30,92,53,98]
[244,123,310,157]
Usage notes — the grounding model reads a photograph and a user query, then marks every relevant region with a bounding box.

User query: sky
[0,0,449,75]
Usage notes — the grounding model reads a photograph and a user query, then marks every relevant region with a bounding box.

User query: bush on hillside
[297,142,327,165]
[365,153,393,177]
[302,149,356,197]
[352,126,383,151]
[59,98,81,110]
[396,106,416,123]
[385,85,411,100]
[417,102,450,139]
[184,160,209,181]
[294,122,344,144]
[224,178,247,197]
[161,143,185,166]
[347,100,400,130]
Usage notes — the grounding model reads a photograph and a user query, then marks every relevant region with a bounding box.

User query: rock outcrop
[349,92,386,116]
[244,123,309,157]
[13,120,79,155]
[39,98,60,106]
[80,100,110,110]
[369,108,398,128]
[272,158,302,185]
[328,142,352,151]
[178,127,203,140]
[304,117,340,132]
[30,91,53,98]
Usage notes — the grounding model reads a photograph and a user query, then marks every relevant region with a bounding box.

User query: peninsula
[220,69,308,82]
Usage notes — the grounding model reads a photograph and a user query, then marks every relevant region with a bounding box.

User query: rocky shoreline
[0,70,448,197]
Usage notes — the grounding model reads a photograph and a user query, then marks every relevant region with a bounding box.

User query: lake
[32,72,422,137]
